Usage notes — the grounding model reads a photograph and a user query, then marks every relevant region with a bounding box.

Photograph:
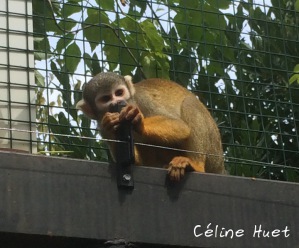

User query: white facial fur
[94,85,131,112]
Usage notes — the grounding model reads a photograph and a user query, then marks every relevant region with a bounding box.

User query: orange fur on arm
[138,116,191,145]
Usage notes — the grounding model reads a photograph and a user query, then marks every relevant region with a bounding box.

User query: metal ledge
[0,151,298,248]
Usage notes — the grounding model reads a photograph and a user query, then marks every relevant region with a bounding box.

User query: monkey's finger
[180,167,185,178]
[102,115,119,126]
[168,167,180,181]
[126,109,139,121]
[119,106,131,120]
[173,169,181,181]
[131,113,143,125]
[120,105,141,123]
[104,112,120,119]
[120,105,136,119]
[175,168,185,181]
[102,113,120,130]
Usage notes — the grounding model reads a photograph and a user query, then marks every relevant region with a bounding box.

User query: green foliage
[33,0,299,182]
[289,64,299,84]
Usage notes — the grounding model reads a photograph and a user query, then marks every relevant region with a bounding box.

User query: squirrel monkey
[76,72,225,181]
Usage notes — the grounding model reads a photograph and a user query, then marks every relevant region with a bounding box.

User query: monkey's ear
[124,75,136,96]
[76,99,97,120]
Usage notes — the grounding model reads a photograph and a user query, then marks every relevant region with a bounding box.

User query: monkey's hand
[168,156,205,181]
[101,112,121,133]
[119,105,144,133]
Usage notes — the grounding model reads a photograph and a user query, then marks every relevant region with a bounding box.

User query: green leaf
[34,52,47,61]
[289,74,299,84]
[50,61,70,89]
[289,64,299,84]
[174,8,201,40]
[140,20,164,52]
[189,25,203,43]
[48,112,88,159]
[171,50,196,86]
[141,53,157,78]
[83,8,110,51]
[33,0,53,18]
[57,18,77,32]
[97,0,114,10]
[154,52,170,79]
[56,33,75,54]
[209,0,231,9]
[61,3,81,17]
[91,53,102,75]
[119,47,136,75]
[34,37,51,60]
[83,52,92,72]
[128,0,147,17]
[180,0,199,9]
[80,115,92,136]
[35,70,45,87]
[207,61,224,76]
[51,61,72,109]
[119,16,138,31]
[49,0,61,16]
[222,46,235,62]
[236,3,245,29]
[57,95,62,107]
[173,8,189,39]
[295,0,299,12]
[45,18,64,35]
[73,80,82,106]
[64,42,81,73]
[187,10,203,42]
[203,4,226,30]
[293,64,299,73]
[168,0,180,4]
[103,44,120,71]
[141,52,170,79]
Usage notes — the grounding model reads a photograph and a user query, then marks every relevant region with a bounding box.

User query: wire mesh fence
[0,0,298,182]
[0,0,36,152]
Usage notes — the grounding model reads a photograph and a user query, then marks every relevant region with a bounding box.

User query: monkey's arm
[139,116,191,145]
[119,105,191,145]
[100,112,121,162]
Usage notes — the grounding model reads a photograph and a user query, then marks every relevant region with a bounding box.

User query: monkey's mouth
[109,100,127,113]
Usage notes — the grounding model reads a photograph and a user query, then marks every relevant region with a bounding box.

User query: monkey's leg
[168,156,205,181]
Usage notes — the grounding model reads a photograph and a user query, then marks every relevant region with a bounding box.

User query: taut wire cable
[0,127,298,170]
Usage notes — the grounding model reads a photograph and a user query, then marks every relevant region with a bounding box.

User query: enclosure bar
[0,151,298,247]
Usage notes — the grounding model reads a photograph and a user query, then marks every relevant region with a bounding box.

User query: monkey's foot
[168,156,190,181]
[168,156,205,181]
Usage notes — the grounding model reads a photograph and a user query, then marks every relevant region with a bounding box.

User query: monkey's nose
[111,100,127,107]
[109,100,127,113]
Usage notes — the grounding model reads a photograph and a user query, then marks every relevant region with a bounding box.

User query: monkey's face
[77,72,135,120]
[94,84,131,114]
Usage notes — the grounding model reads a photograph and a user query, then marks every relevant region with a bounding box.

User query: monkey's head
[76,72,135,120]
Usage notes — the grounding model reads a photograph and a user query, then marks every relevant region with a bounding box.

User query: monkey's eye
[115,89,124,96]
